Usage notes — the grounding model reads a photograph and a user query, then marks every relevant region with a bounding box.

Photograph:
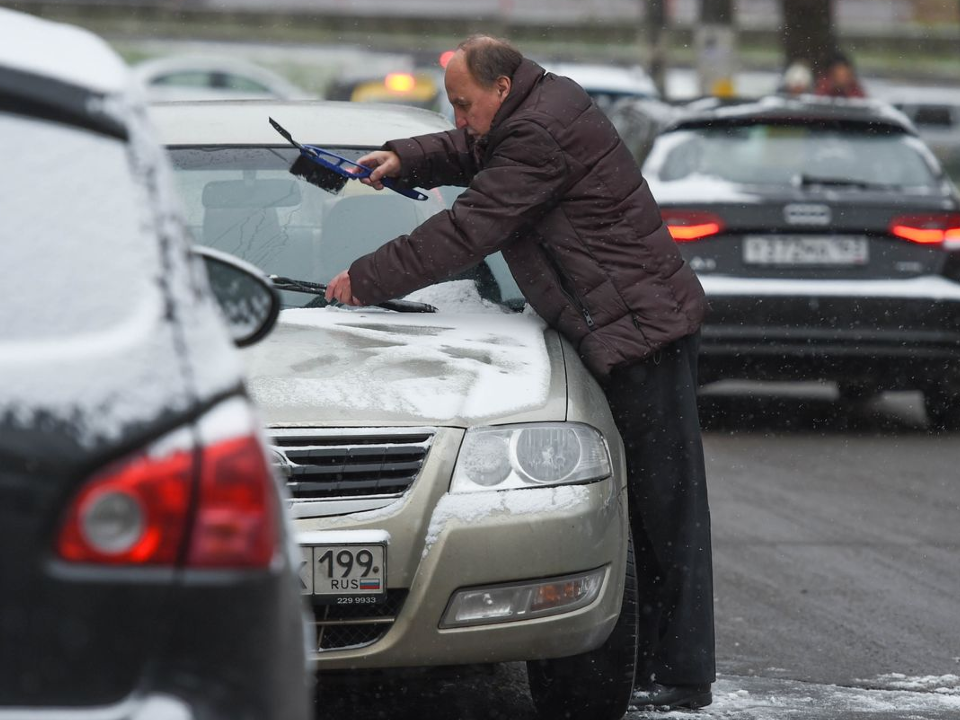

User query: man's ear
[496,76,512,100]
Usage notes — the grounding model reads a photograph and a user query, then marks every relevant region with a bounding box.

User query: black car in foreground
[643,95,960,430]
[0,10,310,719]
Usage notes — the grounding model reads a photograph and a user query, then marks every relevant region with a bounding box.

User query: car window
[168,146,523,309]
[649,123,941,189]
[153,71,214,88]
[217,72,271,93]
[2,112,159,341]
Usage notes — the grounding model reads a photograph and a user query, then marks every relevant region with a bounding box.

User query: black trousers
[602,331,716,686]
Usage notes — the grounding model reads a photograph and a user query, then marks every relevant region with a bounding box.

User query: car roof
[150,99,454,146]
[666,95,917,134]
[0,8,128,95]
[543,62,659,98]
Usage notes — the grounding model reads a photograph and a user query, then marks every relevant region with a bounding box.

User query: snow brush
[269,118,428,201]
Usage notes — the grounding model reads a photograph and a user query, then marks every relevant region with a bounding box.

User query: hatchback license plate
[299,544,386,604]
[743,236,869,266]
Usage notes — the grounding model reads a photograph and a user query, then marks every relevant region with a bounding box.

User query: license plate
[743,236,869,266]
[299,544,386,604]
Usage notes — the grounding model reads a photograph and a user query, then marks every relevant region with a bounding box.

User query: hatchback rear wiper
[796,174,901,191]
[269,276,437,313]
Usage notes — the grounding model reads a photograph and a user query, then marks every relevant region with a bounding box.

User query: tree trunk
[781,0,837,78]
[646,0,668,97]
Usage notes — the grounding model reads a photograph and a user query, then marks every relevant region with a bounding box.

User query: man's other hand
[352,150,401,190]
[325,270,362,306]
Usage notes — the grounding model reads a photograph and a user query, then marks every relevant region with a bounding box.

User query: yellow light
[384,73,416,93]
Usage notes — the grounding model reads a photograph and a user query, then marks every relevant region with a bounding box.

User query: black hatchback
[643,95,960,430]
[0,9,310,719]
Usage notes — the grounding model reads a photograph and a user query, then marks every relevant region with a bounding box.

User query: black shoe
[631,682,712,710]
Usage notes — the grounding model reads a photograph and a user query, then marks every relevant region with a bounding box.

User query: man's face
[444,51,508,138]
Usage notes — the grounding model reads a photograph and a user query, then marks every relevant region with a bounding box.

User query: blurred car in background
[151,98,637,720]
[642,95,960,431]
[325,68,452,119]
[0,10,310,719]
[133,54,311,101]
[881,86,960,184]
[542,61,660,113]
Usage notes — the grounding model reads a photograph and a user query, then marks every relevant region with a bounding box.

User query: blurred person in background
[779,60,814,96]
[815,51,867,98]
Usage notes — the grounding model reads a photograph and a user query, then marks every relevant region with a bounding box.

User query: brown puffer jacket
[349,58,706,378]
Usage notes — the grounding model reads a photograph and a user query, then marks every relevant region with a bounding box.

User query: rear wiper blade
[796,174,901,190]
[269,276,438,313]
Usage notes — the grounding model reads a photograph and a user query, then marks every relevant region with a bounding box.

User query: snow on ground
[628,674,960,720]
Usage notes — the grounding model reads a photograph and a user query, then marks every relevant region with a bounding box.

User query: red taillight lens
[889,213,960,245]
[57,433,277,569]
[662,210,725,242]
[187,436,277,568]
[56,451,193,565]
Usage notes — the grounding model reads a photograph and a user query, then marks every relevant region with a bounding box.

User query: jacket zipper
[542,245,596,330]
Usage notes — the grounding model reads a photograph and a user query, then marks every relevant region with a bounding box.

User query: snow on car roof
[0,8,129,95]
[543,62,659,98]
[150,99,453,147]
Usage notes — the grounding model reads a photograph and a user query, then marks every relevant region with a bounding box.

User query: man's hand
[325,270,362,306]
[352,150,401,190]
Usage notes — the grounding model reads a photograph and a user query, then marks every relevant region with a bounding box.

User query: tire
[526,532,638,720]
[924,385,960,432]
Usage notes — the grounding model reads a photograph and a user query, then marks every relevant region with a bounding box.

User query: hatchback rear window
[650,122,941,189]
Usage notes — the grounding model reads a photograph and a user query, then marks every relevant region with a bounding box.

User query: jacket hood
[242,308,567,427]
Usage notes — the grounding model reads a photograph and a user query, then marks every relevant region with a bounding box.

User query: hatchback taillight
[889,213,960,245]
[662,209,725,242]
[56,413,277,569]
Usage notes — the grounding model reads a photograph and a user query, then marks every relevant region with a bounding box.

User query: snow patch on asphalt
[628,675,960,719]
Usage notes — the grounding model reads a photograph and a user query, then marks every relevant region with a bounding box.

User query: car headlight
[450,423,611,493]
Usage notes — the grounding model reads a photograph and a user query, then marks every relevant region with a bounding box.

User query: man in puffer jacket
[326,35,715,711]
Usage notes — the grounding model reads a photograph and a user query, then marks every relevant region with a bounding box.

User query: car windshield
[168,146,521,309]
[3,112,159,341]
[649,122,941,189]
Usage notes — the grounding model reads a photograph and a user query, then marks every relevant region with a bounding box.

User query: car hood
[242,308,567,427]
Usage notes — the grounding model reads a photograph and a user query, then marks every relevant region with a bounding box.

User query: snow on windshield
[0,86,241,445]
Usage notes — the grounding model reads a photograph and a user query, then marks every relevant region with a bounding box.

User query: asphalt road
[315,383,960,719]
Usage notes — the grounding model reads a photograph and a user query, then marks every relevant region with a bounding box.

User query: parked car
[642,95,960,430]
[880,86,960,184]
[133,54,311,102]
[542,61,660,113]
[0,10,311,719]
[150,99,636,720]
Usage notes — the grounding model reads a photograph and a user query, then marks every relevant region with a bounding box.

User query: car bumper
[294,428,629,669]
[698,275,960,385]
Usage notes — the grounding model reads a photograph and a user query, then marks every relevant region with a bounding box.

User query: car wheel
[526,531,638,720]
[924,384,960,432]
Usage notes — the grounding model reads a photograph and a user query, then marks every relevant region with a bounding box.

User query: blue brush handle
[301,145,428,201]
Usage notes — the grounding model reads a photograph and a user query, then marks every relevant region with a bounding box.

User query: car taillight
[187,435,277,568]
[56,430,277,569]
[889,213,960,245]
[661,210,725,242]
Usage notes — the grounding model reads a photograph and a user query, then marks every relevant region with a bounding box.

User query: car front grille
[268,428,434,501]
[310,590,408,652]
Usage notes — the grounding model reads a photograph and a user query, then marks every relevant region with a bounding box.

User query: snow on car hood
[243,304,557,427]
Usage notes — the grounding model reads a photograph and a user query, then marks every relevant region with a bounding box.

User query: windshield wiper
[796,174,902,190]
[269,276,437,313]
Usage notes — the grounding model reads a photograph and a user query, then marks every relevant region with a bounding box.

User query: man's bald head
[455,35,523,89]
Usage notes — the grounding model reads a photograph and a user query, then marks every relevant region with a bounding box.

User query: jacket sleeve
[385,129,478,189]
[350,119,570,305]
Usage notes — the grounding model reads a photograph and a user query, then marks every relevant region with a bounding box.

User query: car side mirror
[193,246,280,347]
